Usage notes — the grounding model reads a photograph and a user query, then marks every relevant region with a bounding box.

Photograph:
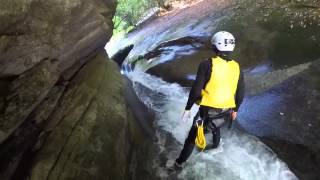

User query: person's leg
[211,125,221,148]
[175,113,199,164]
[209,115,223,149]
[207,108,226,148]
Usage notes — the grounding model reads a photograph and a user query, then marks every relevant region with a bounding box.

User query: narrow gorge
[0,0,319,180]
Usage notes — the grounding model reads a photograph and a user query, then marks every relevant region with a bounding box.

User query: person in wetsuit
[174,31,245,169]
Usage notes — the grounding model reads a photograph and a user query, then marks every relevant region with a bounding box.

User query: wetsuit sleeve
[234,70,245,111]
[185,61,208,110]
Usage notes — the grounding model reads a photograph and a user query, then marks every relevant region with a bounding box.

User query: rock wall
[29,51,143,180]
[0,0,151,179]
[0,0,116,145]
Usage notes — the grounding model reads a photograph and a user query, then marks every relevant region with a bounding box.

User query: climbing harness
[208,109,233,129]
[195,109,233,151]
[195,119,206,151]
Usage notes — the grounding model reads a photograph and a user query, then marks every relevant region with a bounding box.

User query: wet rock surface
[239,60,320,148]
[238,60,320,180]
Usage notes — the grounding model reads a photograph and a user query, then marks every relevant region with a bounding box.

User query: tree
[113,0,163,34]
[156,0,166,8]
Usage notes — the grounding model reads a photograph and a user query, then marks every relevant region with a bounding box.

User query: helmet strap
[212,45,232,60]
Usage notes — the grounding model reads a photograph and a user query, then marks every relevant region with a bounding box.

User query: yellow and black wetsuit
[176,55,245,165]
[185,56,244,111]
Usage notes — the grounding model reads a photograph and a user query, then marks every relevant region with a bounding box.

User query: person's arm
[185,61,209,110]
[234,69,245,112]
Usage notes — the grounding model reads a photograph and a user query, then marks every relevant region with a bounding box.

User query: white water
[127,70,298,180]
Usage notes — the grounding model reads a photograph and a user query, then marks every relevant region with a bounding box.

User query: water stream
[127,70,298,180]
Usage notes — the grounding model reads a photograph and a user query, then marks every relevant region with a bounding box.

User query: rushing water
[127,70,298,180]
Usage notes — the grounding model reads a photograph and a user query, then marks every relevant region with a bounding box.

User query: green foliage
[113,0,158,35]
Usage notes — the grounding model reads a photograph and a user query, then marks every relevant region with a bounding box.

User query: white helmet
[211,31,235,52]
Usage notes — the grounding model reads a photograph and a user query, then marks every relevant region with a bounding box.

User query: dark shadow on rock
[143,36,204,60]
[111,44,134,67]
[146,45,214,87]
[0,84,65,180]
[261,137,320,180]
[124,77,156,141]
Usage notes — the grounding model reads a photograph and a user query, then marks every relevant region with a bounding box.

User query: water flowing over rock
[108,0,320,179]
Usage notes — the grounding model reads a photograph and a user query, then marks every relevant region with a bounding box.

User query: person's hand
[231,111,237,121]
[181,110,191,122]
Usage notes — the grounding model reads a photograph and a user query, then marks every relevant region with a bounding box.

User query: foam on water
[127,70,298,180]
